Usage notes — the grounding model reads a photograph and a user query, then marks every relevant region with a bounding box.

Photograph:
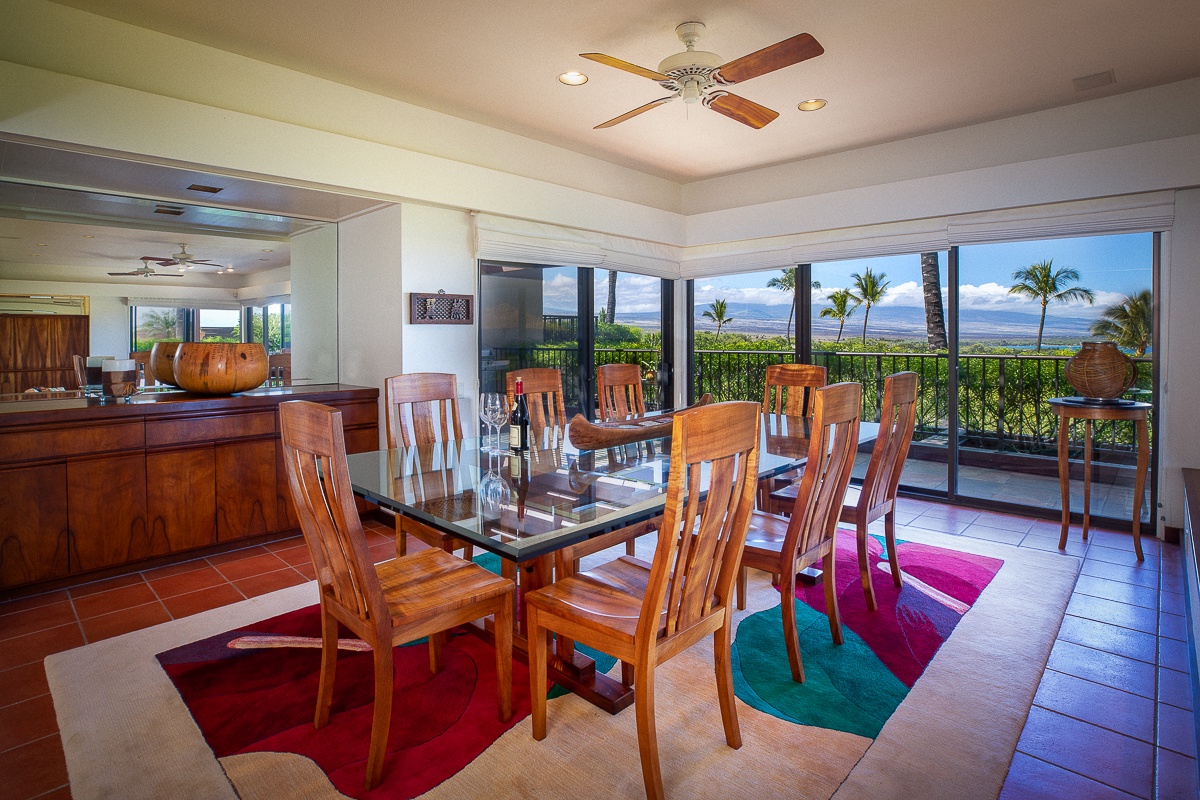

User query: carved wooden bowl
[172,343,270,395]
[149,341,183,386]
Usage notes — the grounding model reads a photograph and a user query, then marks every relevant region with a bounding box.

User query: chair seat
[770,482,860,517]
[528,554,662,644]
[376,548,512,625]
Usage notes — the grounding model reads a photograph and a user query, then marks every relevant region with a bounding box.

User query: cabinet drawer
[0,420,145,464]
[146,411,275,447]
[328,399,378,429]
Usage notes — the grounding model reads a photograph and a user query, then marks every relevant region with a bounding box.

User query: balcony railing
[481,345,1151,462]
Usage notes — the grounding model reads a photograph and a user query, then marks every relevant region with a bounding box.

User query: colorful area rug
[46,528,1081,800]
[734,530,1002,738]
[156,605,530,799]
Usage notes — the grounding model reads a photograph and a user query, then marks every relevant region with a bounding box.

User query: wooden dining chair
[505,367,568,437]
[129,351,155,387]
[769,372,919,611]
[526,401,761,800]
[597,362,645,421]
[757,363,827,508]
[279,400,514,790]
[762,363,827,417]
[71,354,86,390]
[383,373,472,560]
[738,382,861,683]
[598,363,652,556]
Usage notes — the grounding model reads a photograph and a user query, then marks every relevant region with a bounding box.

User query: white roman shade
[473,213,680,277]
[947,192,1175,245]
[122,296,242,310]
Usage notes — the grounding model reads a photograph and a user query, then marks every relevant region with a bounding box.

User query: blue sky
[539,231,1153,319]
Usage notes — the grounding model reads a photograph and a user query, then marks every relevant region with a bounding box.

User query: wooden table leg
[1057,413,1070,549]
[1132,418,1149,562]
[1082,419,1093,540]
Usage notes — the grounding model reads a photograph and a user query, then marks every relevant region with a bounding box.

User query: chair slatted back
[783,382,862,557]
[506,368,567,434]
[130,351,155,386]
[597,363,645,421]
[763,364,827,417]
[641,401,761,642]
[72,354,86,390]
[279,401,385,628]
[384,373,463,448]
[860,372,919,512]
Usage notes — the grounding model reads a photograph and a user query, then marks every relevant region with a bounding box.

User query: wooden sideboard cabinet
[0,384,379,589]
[0,313,89,394]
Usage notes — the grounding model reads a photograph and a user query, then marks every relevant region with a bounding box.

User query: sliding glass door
[479,262,671,420]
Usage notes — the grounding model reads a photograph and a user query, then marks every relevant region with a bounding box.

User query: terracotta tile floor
[0,506,1194,800]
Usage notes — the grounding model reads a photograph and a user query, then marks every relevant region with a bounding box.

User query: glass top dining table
[347,415,880,564]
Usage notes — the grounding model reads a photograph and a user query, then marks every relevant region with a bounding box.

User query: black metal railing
[483,345,1151,462]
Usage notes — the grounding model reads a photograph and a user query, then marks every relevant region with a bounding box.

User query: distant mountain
[615,303,1096,343]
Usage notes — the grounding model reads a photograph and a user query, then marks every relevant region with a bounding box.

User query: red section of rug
[797,530,1003,686]
[157,605,530,799]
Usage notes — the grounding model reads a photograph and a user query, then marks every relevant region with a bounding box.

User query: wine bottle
[510,378,530,452]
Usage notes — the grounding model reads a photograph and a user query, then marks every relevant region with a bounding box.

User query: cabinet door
[0,463,70,588]
[216,439,278,541]
[147,446,217,553]
[68,453,151,572]
[275,440,300,532]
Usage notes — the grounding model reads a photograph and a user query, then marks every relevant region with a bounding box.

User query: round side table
[1047,398,1151,561]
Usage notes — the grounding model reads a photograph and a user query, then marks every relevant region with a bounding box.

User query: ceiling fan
[108,258,184,278]
[582,22,823,130]
[139,243,222,270]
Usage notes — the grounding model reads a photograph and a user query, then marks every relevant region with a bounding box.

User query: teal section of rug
[474,551,503,576]
[732,602,908,739]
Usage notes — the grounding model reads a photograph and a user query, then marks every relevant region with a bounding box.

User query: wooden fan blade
[595,96,676,129]
[190,260,222,266]
[581,53,670,82]
[712,33,823,85]
[704,92,780,129]
[140,257,176,265]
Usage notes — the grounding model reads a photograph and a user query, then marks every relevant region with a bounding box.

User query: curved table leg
[1082,419,1093,541]
[1132,418,1149,562]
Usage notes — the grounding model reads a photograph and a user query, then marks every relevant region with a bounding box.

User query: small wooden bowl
[172,343,270,395]
[149,342,183,386]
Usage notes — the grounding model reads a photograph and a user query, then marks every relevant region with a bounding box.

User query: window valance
[473,213,680,277]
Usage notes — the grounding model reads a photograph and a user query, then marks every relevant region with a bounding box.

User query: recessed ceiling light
[82,234,95,239]
[558,71,588,86]
[261,249,273,252]
[259,258,269,261]
[35,242,48,246]
[797,99,827,112]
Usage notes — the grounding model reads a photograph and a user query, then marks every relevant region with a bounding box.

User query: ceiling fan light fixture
[797,98,827,111]
[558,71,588,86]
[681,79,703,104]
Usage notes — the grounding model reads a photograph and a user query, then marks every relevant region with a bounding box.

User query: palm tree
[138,308,181,341]
[1090,289,1152,356]
[702,299,734,340]
[920,252,947,350]
[606,270,617,323]
[848,267,890,344]
[766,268,796,346]
[1008,259,1095,351]
[819,289,860,343]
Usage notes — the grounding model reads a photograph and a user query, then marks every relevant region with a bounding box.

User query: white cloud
[694,284,794,306]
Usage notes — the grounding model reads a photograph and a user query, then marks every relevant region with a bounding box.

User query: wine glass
[478,392,499,452]
[478,467,511,516]
[487,393,510,452]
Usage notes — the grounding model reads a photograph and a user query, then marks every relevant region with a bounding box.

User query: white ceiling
[47,0,1200,182]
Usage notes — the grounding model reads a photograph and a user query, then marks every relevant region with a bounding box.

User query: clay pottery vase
[1064,341,1136,400]
[149,342,183,386]
[172,343,270,395]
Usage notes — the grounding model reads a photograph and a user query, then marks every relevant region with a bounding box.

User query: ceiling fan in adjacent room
[108,257,184,278]
[139,243,222,270]
[582,22,824,129]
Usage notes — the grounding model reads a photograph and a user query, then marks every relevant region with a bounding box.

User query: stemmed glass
[488,393,510,452]
[478,458,512,517]
[478,392,506,452]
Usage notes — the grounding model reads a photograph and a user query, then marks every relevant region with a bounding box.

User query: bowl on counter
[149,342,183,386]
[172,343,270,395]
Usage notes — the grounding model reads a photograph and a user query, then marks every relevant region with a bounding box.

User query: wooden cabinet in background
[0,463,70,586]
[67,452,152,572]
[216,439,278,541]
[0,314,89,393]
[0,384,378,590]
[146,446,217,554]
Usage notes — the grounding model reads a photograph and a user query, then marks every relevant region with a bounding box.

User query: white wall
[288,225,338,383]
[1161,189,1200,532]
[337,204,404,446]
